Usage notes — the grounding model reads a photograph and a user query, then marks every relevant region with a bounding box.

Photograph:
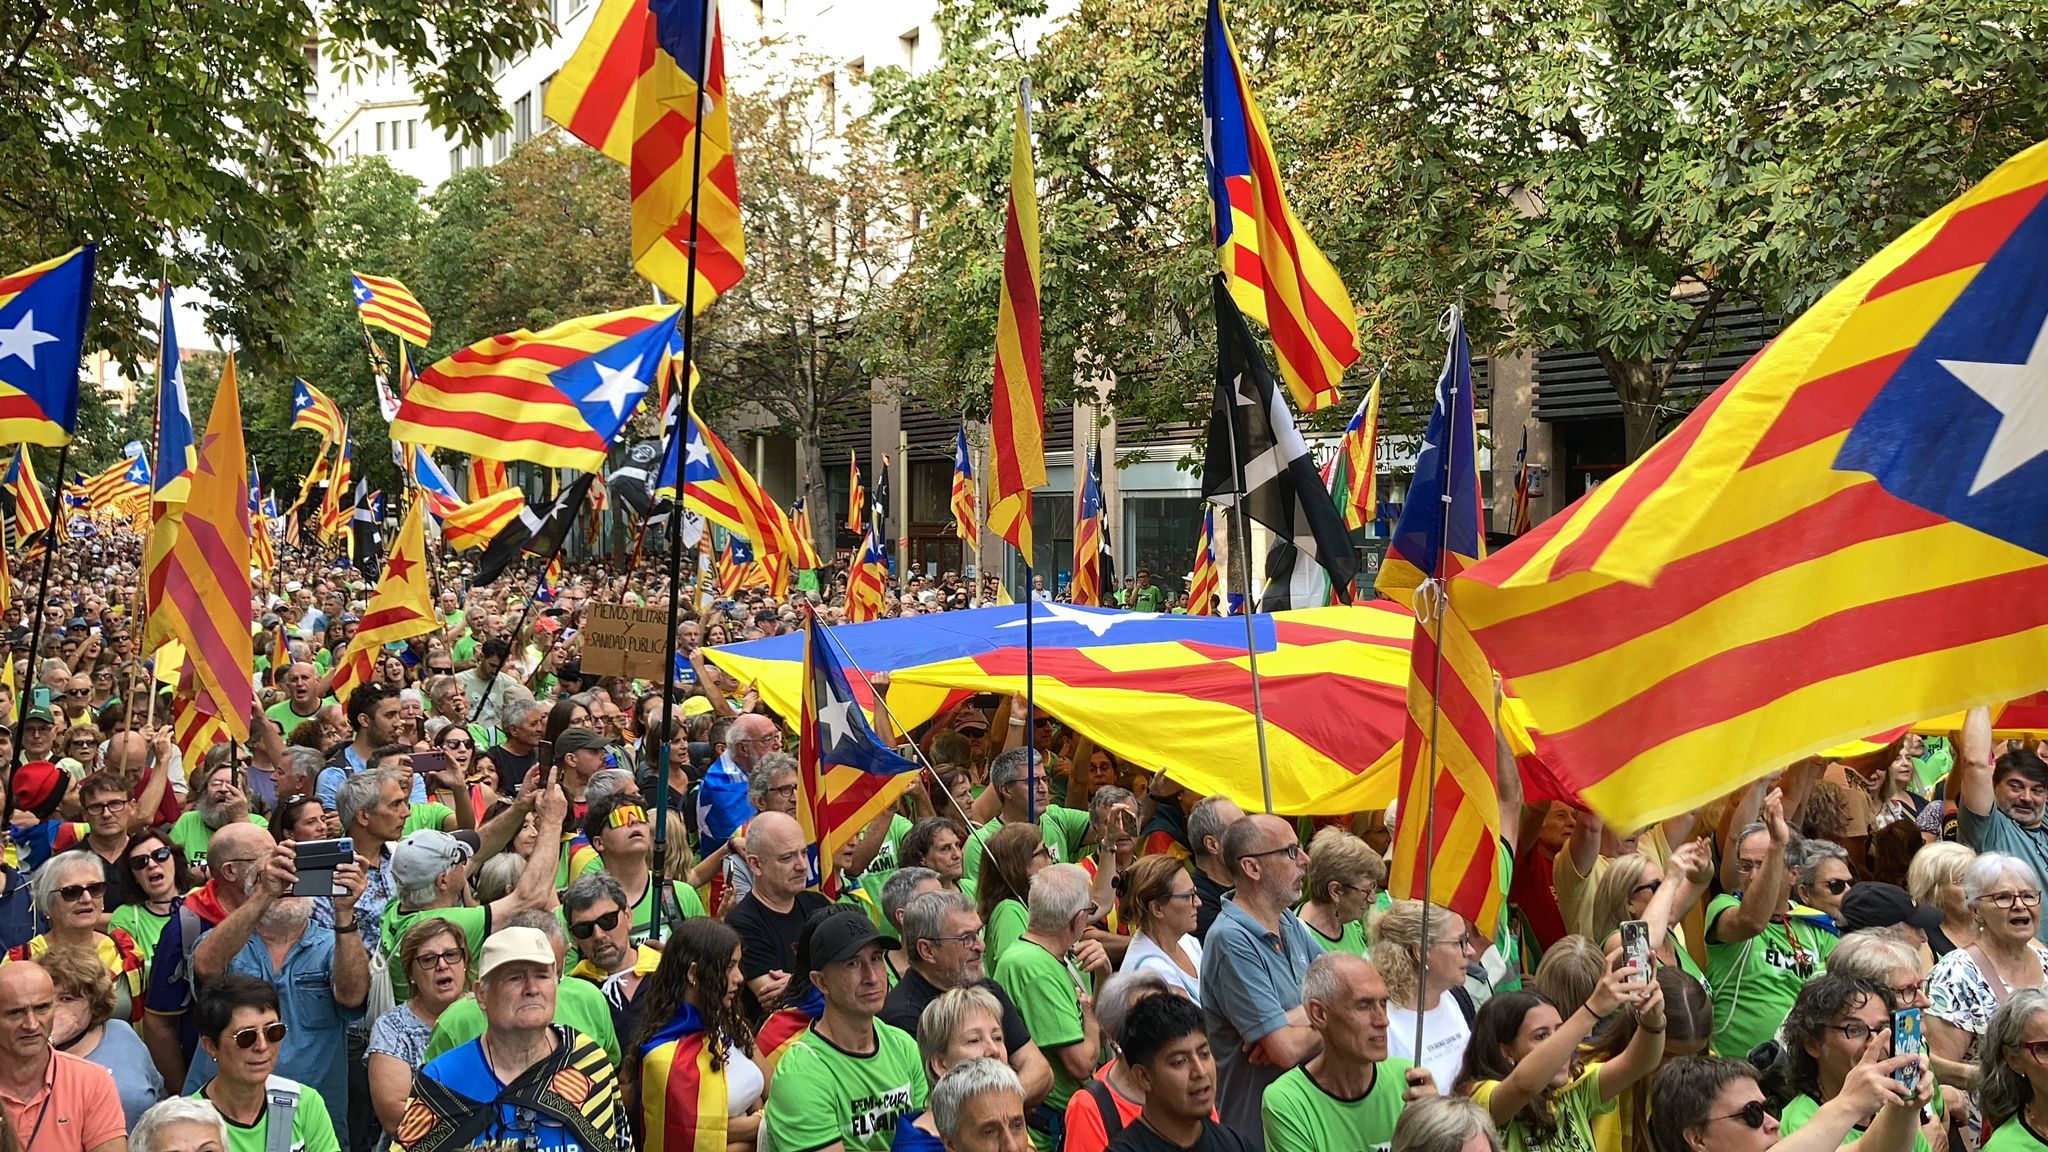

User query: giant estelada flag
[1201,276,1358,610]
[795,607,922,895]
[1454,140,2048,833]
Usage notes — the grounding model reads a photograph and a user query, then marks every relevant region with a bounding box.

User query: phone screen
[1893,1007,1924,1095]
[1619,920,1653,984]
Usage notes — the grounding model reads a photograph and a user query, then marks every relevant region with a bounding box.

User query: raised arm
[1712,788,1789,945]
[1956,705,1996,819]
[1593,976,1666,1102]
[1486,959,1637,1123]
[1495,679,1525,851]
[1646,838,1715,946]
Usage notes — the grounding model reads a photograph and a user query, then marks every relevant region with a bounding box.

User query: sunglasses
[568,909,622,939]
[127,847,174,871]
[1821,878,1853,895]
[441,738,472,750]
[606,805,647,829]
[57,882,106,903]
[227,1022,288,1049]
[1708,1100,1770,1130]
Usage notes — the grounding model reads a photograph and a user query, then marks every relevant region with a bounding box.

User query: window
[374,121,385,151]
[817,73,836,133]
[451,146,466,174]
[1123,496,1204,598]
[909,459,948,523]
[406,119,417,150]
[492,131,508,162]
[514,95,533,143]
[900,29,920,70]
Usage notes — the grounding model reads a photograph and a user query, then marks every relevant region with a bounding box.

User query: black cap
[796,906,897,974]
[1839,882,1943,933]
[558,660,583,681]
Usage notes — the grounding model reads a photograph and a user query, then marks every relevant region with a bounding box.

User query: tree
[0,0,554,371]
[874,0,2048,459]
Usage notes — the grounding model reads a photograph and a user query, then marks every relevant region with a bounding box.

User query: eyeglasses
[56,882,106,903]
[568,909,622,939]
[411,949,466,971]
[926,927,985,948]
[64,689,89,698]
[765,783,799,799]
[1983,890,2043,909]
[1891,980,1925,1001]
[1820,878,1853,895]
[228,1022,288,1049]
[1734,858,1765,874]
[1819,1021,1882,1042]
[1240,843,1306,864]
[83,799,128,816]
[67,739,95,750]
[127,847,174,871]
[1165,889,1202,903]
[1707,1100,1770,1130]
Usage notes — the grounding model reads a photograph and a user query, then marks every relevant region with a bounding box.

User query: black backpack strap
[1451,985,1477,1025]
[1086,1077,1123,1141]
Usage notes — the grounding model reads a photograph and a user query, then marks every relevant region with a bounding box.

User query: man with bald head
[139,821,278,1091]
[264,662,331,733]
[698,713,782,847]
[0,963,126,1152]
[725,810,830,1022]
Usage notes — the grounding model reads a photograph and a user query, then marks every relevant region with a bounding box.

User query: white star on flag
[685,436,713,469]
[585,355,648,421]
[816,691,857,752]
[0,312,58,368]
[1942,314,2048,495]
[998,601,1162,638]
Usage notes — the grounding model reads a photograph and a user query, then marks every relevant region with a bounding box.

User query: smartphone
[291,837,356,897]
[1619,919,1653,985]
[1893,1007,1924,1095]
[1114,806,1139,840]
[411,750,451,777]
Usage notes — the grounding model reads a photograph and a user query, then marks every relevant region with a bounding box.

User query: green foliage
[0,0,553,375]
[873,0,2048,457]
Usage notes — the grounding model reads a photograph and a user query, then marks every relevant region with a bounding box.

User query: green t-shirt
[1473,1066,1615,1152]
[381,905,490,1002]
[421,979,622,1068]
[763,1022,925,1152]
[451,634,478,664]
[1303,918,1369,958]
[1262,1059,1414,1152]
[404,802,454,836]
[194,1080,341,1152]
[1131,585,1167,612]
[111,902,171,978]
[265,696,334,732]
[629,878,705,946]
[168,811,270,872]
[961,806,1091,888]
[1704,893,1837,1060]
[861,814,916,876]
[1986,1114,2048,1152]
[993,937,1090,1131]
[984,898,1029,972]
[1781,1093,1933,1152]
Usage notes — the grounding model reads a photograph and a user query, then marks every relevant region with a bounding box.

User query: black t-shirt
[881,969,1033,1058]
[486,744,538,791]
[1193,868,1231,942]
[1110,1118,1254,1152]
[728,889,831,1020]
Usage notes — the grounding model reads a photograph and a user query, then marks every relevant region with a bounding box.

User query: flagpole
[1220,403,1276,815]
[1412,305,1465,1066]
[651,0,718,946]
[12,443,68,776]
[1018,74,1039,828]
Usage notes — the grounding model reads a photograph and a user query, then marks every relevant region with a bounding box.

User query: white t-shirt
[1387,995,1471,1096]
[1121,930,1204,1005]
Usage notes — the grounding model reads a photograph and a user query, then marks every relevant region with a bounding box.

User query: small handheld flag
[950,427,979,553]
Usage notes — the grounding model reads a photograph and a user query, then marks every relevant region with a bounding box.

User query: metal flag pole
[1412,304,1465,1066]
[12,442,68,778]
[1017,74,1039,828]
[651,0,718,945]
[1218,348,1275,814]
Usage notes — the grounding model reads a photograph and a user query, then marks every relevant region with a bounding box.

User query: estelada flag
[330,500,439,704]
[351,272,433,345]
[950,428,979,553]
[988,84,1045,557]
[795,607,921,895]
[843,527,889,624]
[0,246,93,446]
[639,1006,730,1152]
[1455,139,2048,833]
[292,379,345,442]
[1186,505,1221,616]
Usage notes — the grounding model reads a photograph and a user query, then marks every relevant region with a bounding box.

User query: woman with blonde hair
[1298,826,1384,957]
[1908,839,1977,957]
[1533,935,1607,1017]
[1117,855,1203,1002]
[1372,898,1477,1096]
[1392,1095,1502,1152]
[896,985,1008,1152]
[1581,840,1715,981]
[37,945,160,1128]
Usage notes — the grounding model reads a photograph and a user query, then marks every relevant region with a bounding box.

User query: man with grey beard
[166,748,266,874]
[184,834,368,1147]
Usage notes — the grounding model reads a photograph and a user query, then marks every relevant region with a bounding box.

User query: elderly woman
[1061,971,1170,1152]
[1930,852,2048,1096]
[130,1097,230,1152]
[1374,899,1478,1095]
[39,945,161,1128]
[895,985,1011,1152]
[1117,855,1203,1003]
[900,817,971,899]
[1392,1097,1502,1152]
[6,850,144,1020]
[1791,839,1856,929]
[367,919,472,1149]
[1297,827,1387,957]
[1909,840,1978,957]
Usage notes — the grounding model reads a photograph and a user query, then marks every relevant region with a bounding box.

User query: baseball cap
[554,727,609,759]
[557,660,583,681]
[389,828,483,891]
[21,706,54,727]
[1838,882,1943,933]
[477,926,556,980]
[796,906,897,974]
[952,707,991,735]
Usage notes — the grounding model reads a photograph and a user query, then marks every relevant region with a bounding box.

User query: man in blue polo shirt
[1200,814,1324,1151]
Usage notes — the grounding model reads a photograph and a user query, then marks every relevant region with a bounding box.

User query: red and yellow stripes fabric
[393,306,674,472]
[351,272,433,345]
[687,412,802,564]
[1324,376,1381,531]
[987,89,1045,557]
[546,0,746,310]
[951,429,979,554]
[158,355,252,741]
[846,450,865,536]
[331,502,439,704]
[291,380,345,442]
[467,456,510,501]
[441,487,527,552]
[1187,506,1221,615]
[317,424,353,543]
[7,449,49,541]
[787,500,823,570]
[844,528,888,623]
[641,1022,729,1152]
[1454,142,2048,833]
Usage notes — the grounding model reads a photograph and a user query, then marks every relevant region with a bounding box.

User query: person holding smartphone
[1775,973,1936,1152]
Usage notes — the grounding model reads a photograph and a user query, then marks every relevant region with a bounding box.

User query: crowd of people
[0,528,2038,1152]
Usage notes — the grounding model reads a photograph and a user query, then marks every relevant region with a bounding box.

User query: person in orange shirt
[0,963,126,1152]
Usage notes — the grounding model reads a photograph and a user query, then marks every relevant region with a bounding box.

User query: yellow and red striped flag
[282,437,331,524]
[787,499,823,570]
[1201,0,1359,413]
[318,424,354,543]
[640,1016,731,1152]
[6,449,49,544]
[546,0,746,310]
[1376,309,1500,937]
[158,354,253,741]
[468,457,510,501]
[950,427,979,554]
[291,379,345,442]
[330,501,439,704]
[350,273,433,345]
[1187,505,1220,615]
[441,487,528,552]
[1323,375,1381,531]
[988,83,1046,558]
[684,410,802,565]
[172,692,229,765]
[845,527,889,623]
[1455,140,2048,833]
[846,450,866,536]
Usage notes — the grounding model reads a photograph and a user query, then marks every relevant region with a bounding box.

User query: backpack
[1084,1078,1125,1144]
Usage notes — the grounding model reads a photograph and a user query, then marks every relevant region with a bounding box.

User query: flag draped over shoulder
[331,501,438,703]
[159,355,252,741]
[1376,308,1500,937]
[350,272,434,345]
[1201,0,1357,414]
[0,246,93,446]
[547,0,746,309]
[639,1007,729,1152]
[393,306,678,472]
[292,379,345,442]
[1455,140,2048,832]
[796,608,921,895]
[988,86,1046,558]
[950,428,979,553]
[1324,375,1380,531]
[1187,506,1221,616]
[1202,278,1358,610]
